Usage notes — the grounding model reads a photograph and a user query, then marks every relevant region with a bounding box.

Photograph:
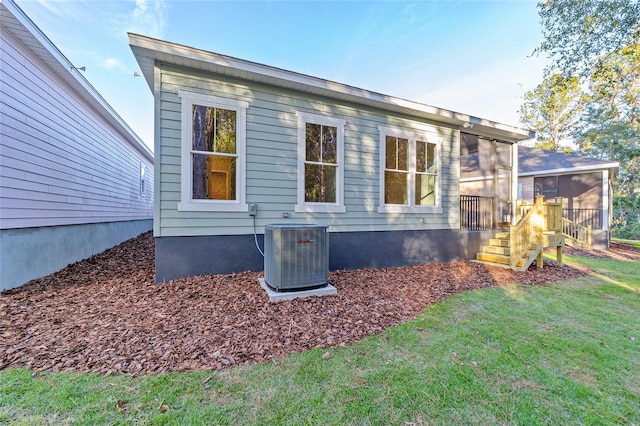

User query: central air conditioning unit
[264,224,329,292]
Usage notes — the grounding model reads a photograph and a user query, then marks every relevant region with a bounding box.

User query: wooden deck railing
[510,196,564,269]
[562,218,592,248]
[509,196,545,269]
[516,201,533,222]
[545,199,563,233]
[563,208,602,229]
[517,199,562,231]
[518,198,593,250]
[460,195,494,230]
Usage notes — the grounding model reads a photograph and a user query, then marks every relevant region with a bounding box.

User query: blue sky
[16,0,550,151]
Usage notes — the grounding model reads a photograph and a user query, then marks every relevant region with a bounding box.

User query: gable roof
[1,0,153,162]
[128,33,534,144]
[518,146,619,176]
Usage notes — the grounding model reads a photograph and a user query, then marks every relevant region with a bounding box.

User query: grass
[2,245,639,425]
[615,238,640,249]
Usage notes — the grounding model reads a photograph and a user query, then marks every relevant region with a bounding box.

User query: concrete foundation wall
[155,229,495,282]
[591,230,610,250]
[1,219,152,291]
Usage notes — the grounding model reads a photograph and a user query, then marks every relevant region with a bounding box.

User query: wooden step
[512,244,542,272]
[471,259,512,269]
[476,252,510,265]
[474,230,544,271]
[476,252,527,268]
[489,238,510,247]
[482,245,510,255]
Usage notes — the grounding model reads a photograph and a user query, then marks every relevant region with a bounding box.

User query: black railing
[562,208,602,229]
[460,195,494,230]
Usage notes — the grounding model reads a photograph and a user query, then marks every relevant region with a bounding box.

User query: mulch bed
[560,241,640,260]
[2,232,636,376]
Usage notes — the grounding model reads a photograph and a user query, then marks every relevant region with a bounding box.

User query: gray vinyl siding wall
[0,26,154,230]
[156,63,460,237]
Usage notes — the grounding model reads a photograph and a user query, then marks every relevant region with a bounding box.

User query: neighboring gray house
[1,0,154,291]
[128,33,533,282]
[518,146,618,249]
[460,144,618,249]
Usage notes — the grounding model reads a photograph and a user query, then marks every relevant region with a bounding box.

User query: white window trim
[295,111,346,213]
[377,126,443,214]
[177,90,249,212]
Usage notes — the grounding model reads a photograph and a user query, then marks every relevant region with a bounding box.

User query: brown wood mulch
[560,241,640,260]
[2,231,635,376]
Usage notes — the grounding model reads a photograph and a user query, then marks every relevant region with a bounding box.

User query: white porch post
[511,143,519,225]
[602,169,609,231]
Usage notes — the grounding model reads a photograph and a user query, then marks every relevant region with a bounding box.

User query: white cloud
[103,58,127,72]
[121,0,168,39]
[30,0,62,15]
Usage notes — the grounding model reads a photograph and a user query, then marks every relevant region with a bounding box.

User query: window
[415,140,438,206]
[384,136,409,205]
[140,163,146,196]
[178,91,248,212]
[378,126,442,213]
[295,112,346,213]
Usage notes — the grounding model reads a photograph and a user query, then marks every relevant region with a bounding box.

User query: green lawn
[2,245,639,425]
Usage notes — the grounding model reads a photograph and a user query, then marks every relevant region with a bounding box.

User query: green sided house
[129,34,534,282]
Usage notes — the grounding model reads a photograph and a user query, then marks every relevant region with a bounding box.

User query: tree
[530,0,640,238]
[580,45,640,185]
[519,73,583,151]
[579,44,640,196]
[535,0,640,77]
[577,44,640,240]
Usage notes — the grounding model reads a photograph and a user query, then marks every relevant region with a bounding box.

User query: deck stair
[474,196,564,271]
[475,231,542,271]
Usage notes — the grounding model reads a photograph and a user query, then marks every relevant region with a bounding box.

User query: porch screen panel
[496,142,512,167]
[534,176,558,200]
[498,168,511,201]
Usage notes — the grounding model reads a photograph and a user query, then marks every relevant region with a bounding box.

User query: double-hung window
[178,90,248,212]
[295,112,345,213]
[378,126,442,213]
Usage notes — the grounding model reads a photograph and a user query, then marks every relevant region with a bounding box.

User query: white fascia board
[2,0,153,162]
[518,162,620,177]
[465,117,535,142]
[128,33,534,142]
